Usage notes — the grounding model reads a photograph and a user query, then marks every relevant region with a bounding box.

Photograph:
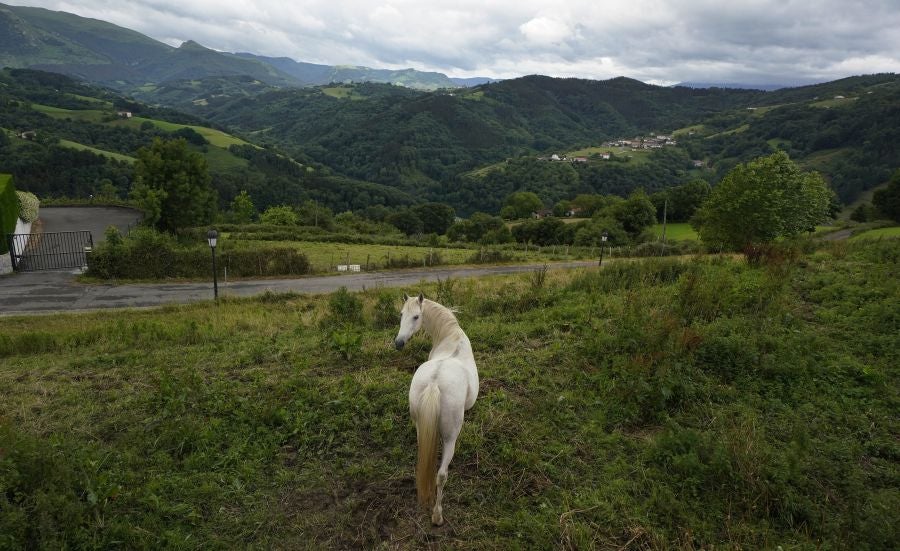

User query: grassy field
[30,103,107,123]
[1,240,897,548]
[849,226,900,241]
[321,86,365,100]
[115,117,248,148]
[649,222,698,241]
[58,139,136,163]
[235,240,589,272]
[566,146,653,165]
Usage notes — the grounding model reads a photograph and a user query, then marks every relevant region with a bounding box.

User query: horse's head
[394,293,424,350]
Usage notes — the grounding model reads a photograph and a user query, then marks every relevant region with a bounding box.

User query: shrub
[323,287,363,328]
[15,191,40,223]
[372,292,400,330]
[86,227,310,279]
[329,325,363,360]
[259,205,299,226]
[0,174,17,255]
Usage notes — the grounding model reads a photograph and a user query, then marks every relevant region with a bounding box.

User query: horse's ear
[417,293,424,304]
[403,293,409,302]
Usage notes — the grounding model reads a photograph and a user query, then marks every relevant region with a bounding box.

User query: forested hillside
[0,2,477,93]
[2,64,898,216]
[0,69,414,211]
[182,73,899,212]
[680,77,900,202]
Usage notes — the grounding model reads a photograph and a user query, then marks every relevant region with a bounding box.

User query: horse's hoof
[432,512,444,526]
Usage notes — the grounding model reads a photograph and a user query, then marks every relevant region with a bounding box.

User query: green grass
[234,239,584,272]
[1,240,897,548]
[30,103,107,122]
[810,97,858,108]
[321,86,364,100]
[566,147,652,164]
[196,143,248,171]
[650,222,698,241]
[706,124,750,139]
[849,226,900,241]
[58,139,136,163]
[115,117,248,148]
[67,94,112,107]
[672,124,706,137]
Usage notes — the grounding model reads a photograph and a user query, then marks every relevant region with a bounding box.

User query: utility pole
[661,197,668,245]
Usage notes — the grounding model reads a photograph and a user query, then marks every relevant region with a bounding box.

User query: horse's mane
[422,299,462,342]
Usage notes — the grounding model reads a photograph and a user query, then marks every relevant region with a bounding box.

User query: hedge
[0,174,17,255]
[86,227,310,279]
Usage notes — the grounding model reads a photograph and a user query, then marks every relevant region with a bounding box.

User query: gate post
[6,234,17,272]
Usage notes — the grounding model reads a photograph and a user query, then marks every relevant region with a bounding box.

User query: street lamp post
[598,231,609,267]
[207,229,218,301]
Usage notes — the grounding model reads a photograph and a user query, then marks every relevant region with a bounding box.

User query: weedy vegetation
[0,239,897,549]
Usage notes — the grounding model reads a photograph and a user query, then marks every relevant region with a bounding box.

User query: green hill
[176,74,899,214]
[0,3,299,89]
[0,68,415,211]
[0,3,476,94]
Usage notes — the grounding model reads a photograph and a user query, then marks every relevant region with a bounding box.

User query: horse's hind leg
[433,408,463,526]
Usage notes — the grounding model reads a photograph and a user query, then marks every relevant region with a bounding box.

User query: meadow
[649,222,698,241]
[1,239,897,549]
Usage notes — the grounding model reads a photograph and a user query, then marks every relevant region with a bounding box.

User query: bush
[323,287,363,328]
[86,227,310,279]
[372,292,400,330]
[15,191,39,223]
[259,205,299,226]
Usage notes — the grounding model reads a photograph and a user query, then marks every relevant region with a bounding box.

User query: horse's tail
[415,382,441,508]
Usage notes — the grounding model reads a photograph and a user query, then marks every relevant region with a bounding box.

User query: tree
[850,203,877,223]
[872,169,900,222]
[447,212,507,243]
[692,152,832,249]
[229,190,256,224]
[612,190,657,235]
[386,209,423,236]
[95,179,119,201]
[503,191,543,219]
[413,202,456,235]
[260,205,299,225]
[133,138,216,232]
[296,200,334,229]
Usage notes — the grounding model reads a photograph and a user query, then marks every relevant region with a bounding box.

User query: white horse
[394,293,479,526]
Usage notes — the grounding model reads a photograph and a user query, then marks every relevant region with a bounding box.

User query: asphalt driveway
[0,261,599,316]
[38,206,143,242]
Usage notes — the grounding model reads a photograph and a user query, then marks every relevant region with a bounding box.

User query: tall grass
[1,241,897,549]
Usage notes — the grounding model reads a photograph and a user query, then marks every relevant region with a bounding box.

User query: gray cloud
[11,0,900,84]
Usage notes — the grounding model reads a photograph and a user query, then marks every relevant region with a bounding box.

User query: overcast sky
[11,0,900,85]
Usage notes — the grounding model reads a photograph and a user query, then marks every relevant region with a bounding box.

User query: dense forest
[180,73,900,209]
[1,68,898,216]
[0,69,414,212]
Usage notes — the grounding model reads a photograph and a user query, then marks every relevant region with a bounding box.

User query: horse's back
[410,356,478,415]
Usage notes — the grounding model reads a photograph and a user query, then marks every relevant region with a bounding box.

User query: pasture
[849,226,900,241]
[649,222,698,241]
[57,139,136,163]
[231,239,588,272]
[115,117,249,148]
[30,103,107,123]
[1,240,896,549]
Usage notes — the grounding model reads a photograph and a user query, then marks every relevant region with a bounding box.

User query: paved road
[39,206,143,242]
[0,261,599,316]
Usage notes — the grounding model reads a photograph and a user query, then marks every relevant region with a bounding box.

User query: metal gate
[5,231,94,272]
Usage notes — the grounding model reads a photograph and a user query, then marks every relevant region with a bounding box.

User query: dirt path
[820,229,853,241]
